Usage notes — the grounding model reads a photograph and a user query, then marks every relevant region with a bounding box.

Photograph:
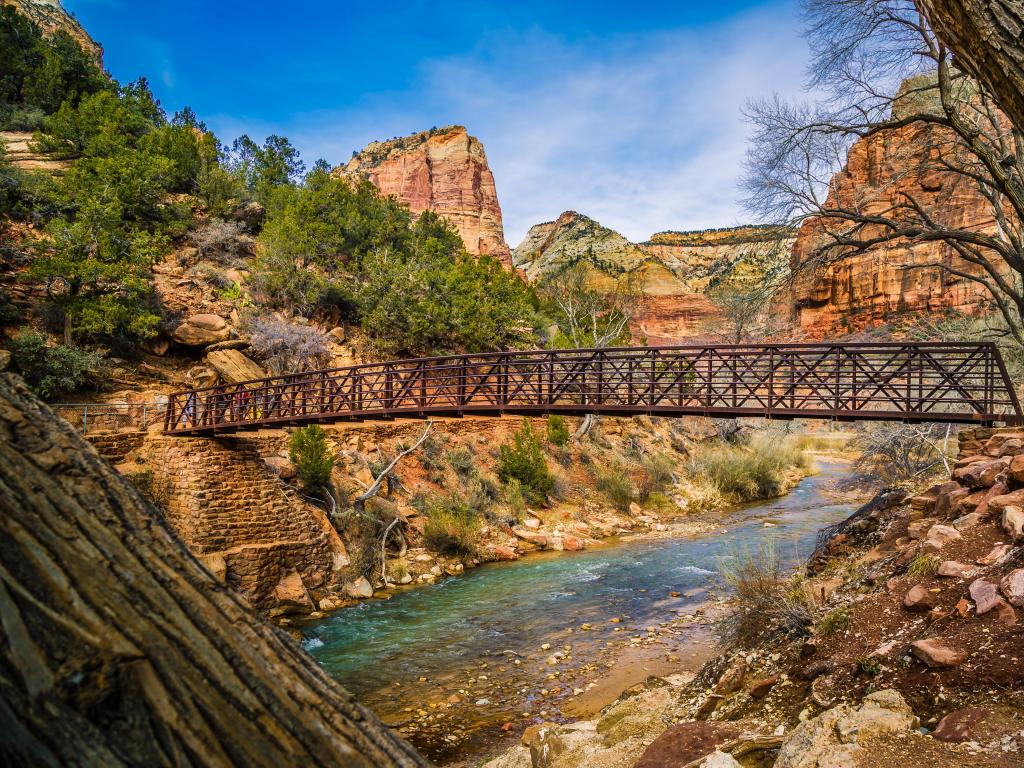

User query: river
[303,459,858,765]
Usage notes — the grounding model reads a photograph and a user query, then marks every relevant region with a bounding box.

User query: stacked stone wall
[141,435,348,610]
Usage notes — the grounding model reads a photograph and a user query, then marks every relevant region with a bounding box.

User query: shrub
[718,540,814,644]
[423,496,480,558]
[546,415,570,446]
[497,420,554,502]
[638,452,676,500]
[688,435,809,503]
[189,219,246,263]
[9,329,101,398]
[446,446,475,477]
[907,553,940,579]
[596,465,635,512]
[503,477,527,522]
[288,425,334,493]
[815,606,852,635]
[248,316,331,375]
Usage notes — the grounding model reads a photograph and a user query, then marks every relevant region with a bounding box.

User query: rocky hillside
[337,125,512,267]
[1,0,101,63]
[789,118,1006,337]
[512,213,792,343]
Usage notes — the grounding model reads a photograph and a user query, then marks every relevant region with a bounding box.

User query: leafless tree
[853,421,954,484]
[540,263,641,349]
[247,315,331,375]
[744,0,1024,345]
[538,264,642,437]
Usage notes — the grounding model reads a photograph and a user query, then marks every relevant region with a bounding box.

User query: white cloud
[207,3,810,246]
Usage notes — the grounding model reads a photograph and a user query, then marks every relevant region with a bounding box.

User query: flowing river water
[303,459,858,765]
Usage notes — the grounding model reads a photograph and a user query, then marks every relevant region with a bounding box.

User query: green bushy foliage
[496,420,554,502]
[9,329,101,398]
[423,495,480,558]
[546,415,570,446]
[289,425,335,493]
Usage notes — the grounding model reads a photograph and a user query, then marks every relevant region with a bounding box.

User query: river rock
[937,560,972,578]
[911,638,965,667]
[903,585,935,612]
[978,543,1013,566]
[713,657,748,694]
[774,690,918,768]
[1003,506,1024,542]
[344,577,374,599]
[172,313,231,345]
[634,722,742,768]
[273,571,311,610]
[482,746,531,768]
[969,578,1004,615]
[748,675,780,699]
[1000,569,1024,607]
[924,524,961,550]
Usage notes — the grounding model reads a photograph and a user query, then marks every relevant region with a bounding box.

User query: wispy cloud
[206,3,809,245]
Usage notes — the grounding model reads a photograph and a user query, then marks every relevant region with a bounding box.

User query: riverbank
[303,459,858,765]
[484,428,1024,768]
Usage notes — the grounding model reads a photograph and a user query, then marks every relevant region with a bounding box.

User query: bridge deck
[163,343,1023,436]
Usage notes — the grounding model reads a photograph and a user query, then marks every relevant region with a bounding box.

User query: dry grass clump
[422,496,480,558]
[688,434,810,504]
[718,540,815,644]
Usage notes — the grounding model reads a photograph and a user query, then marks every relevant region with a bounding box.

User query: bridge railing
[163,343,1023,435]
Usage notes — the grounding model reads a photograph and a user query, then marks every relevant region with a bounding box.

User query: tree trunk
[918,0,1024,131]
[0,374,431,768]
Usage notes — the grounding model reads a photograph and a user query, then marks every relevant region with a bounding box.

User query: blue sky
[64,0,810,245]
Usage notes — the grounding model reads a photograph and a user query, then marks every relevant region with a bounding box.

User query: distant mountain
[512,212,793,342]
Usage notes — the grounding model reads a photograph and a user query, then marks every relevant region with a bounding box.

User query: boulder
[986,489,1024,514]
[951,512,981,530]
[273,571,311,610]
[977,543,1013,566]
[184,364,219,389]
[748,675,780,699]
[207,349,266,384]
[911,638,965,668]
[264,456,296,480]
[343,577,374,599]
[924,524,961,550]
[1008,454,1024,485]
[933,481,969,515]
[713,657,747,695]
[595,685,674,746]
[976,481,1009,516]
[206,338,250,352]
[953,459,1006,489]
[1000,569,1024,607]
[698,754,741,768]
[774,690,917,768]
[903,584,935,612]
[937,560,972,578]
[230,200,266,233]
[634,722,742,768]
[969,578,1004,615]
[488,545,519,561]
[327,326,346,343]
[1003,506,1024,542]
[932,707,992,743]
[512,527,548,548]
[171,313,231,345]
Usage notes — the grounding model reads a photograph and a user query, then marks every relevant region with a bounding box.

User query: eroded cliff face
[338,125,512,267]
[2,0,103,64]
[789,122,1003,337]
[513,212,791,343]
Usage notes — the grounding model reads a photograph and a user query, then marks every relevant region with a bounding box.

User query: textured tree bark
[917,0,1024,130]
[0,374,431,767]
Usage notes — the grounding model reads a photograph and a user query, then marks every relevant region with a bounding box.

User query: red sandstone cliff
[338,126,512,268]
[789,122,1005,336]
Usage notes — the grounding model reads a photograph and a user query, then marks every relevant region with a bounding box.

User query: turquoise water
[304,459,856,762]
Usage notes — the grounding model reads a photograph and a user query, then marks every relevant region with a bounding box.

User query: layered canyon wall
[338,125,512,267]
[789,122,1005,337]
